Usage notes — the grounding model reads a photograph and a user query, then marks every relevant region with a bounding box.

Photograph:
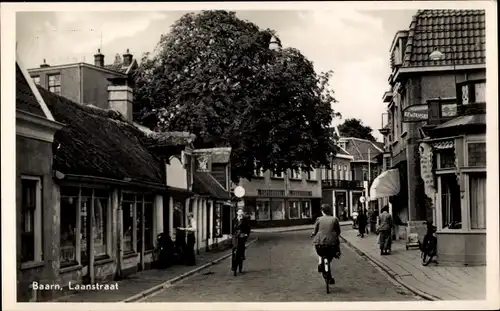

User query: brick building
[379,9,486,263]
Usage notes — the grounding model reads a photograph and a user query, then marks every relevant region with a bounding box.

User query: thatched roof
[37,86,164,184]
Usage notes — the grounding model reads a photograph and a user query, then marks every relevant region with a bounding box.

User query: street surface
[143,230,422,302]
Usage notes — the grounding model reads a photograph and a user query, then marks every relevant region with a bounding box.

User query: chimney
[40,59,50,68]
[108,84,134,121]
[94,49,104,67]
[122,49,133,67]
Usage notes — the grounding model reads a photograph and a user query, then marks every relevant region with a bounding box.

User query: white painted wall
[166,156,188,189]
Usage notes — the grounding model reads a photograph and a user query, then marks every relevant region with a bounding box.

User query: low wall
[437,231,486,266]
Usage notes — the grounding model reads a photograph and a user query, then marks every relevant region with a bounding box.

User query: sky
[16,9,417,142]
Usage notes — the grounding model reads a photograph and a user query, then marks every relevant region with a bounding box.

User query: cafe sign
[402,104,429,123]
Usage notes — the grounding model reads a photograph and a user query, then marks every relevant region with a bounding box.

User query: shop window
[301,201,311,219]
[467,142,486,167]
[288,201,300,219]
[144,197,155,250]
[21,177,42,263]
[93,189,109,257]
[438,149,455,169]
[440,174,462,229]
[246,202,256,220]
[60,187,79,266]
[256,200,270,220]
[469,173,486,229]
[271,200,285,220]
[122,193,136,253]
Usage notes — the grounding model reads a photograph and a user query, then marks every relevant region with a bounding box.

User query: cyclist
[232,207,251,262]
[311,204,341,284]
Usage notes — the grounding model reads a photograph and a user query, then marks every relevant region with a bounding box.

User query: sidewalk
[252,221,351,233]
[340,229,486,301]
[52,238,257,302]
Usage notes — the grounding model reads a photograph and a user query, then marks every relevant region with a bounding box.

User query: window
[306,168,317,180]
[122,193,136,253]
[332,165,336,180]
[271,170,284,179]
[301,201,311,219]
[288,201,300,219]
[469,173,486,229]
[93,189,109,256]
[144,196,155,251]
[438,149,455,169]
[32,76,40,85]
[321,167,328,180]
[290,169,301,180]
[48,74,61,95]
[21,177,42,263]
[271,200,285,220]
[474,82,486,103]
[60,187,79,266]
[256,200,270,220]
[247,202,256,220]
[253,167,265,177]
[440,174,461,229]
[467,142,486,167]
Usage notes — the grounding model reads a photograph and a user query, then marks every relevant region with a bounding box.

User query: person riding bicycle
[311,204,341,284]
[232,207,251,261]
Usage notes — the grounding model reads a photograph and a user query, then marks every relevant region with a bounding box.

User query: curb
[340,235,440,301]
[122,237,259,303]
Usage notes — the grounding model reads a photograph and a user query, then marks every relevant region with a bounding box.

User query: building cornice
[392,63,486,83]
[28,62,128,77]
[16,110,65,143]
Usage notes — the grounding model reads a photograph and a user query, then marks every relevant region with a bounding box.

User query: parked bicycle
[420,221,438,266]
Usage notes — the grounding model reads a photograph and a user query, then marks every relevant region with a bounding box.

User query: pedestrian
[232,207,251,260]
[311,204,341,285]
[377,205,393,255]
[357,208,367,238]
[178,212,197,265]
[366,207,373,234]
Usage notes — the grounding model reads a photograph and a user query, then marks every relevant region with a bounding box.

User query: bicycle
[231,235,247,276]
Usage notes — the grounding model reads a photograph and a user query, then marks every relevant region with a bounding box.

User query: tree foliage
[134,10,341,182]
[338,118,375,142]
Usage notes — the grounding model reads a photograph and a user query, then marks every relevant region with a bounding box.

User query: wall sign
[402,104,428,123]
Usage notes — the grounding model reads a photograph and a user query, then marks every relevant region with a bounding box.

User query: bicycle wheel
[323,258,330,293]
[421,250,433,266]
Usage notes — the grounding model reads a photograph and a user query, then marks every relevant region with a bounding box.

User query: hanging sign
[419,142,436,206]
[402,104,429,122]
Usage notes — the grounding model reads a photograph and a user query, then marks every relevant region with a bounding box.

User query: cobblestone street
[142,230,422,302]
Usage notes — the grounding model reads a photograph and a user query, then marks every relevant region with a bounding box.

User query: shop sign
[214,203,222,238]
[402,104,429,123]
[419,142,436,205]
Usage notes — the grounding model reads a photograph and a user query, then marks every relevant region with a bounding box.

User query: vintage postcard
[1,1,498,310]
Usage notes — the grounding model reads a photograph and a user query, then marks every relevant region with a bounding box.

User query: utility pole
[366,148,371,211]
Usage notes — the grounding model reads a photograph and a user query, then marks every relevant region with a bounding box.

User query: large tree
[134,10,341,182]
[338,118,376,141]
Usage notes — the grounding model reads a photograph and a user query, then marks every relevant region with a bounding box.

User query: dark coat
[312,215,341,246]
[358,212,368,228]
[232,216,251,237]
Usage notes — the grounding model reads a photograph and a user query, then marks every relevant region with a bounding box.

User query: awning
[193,172,231,200]
[369,169,400,201]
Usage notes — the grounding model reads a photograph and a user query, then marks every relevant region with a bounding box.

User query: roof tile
[402,9,485,68]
